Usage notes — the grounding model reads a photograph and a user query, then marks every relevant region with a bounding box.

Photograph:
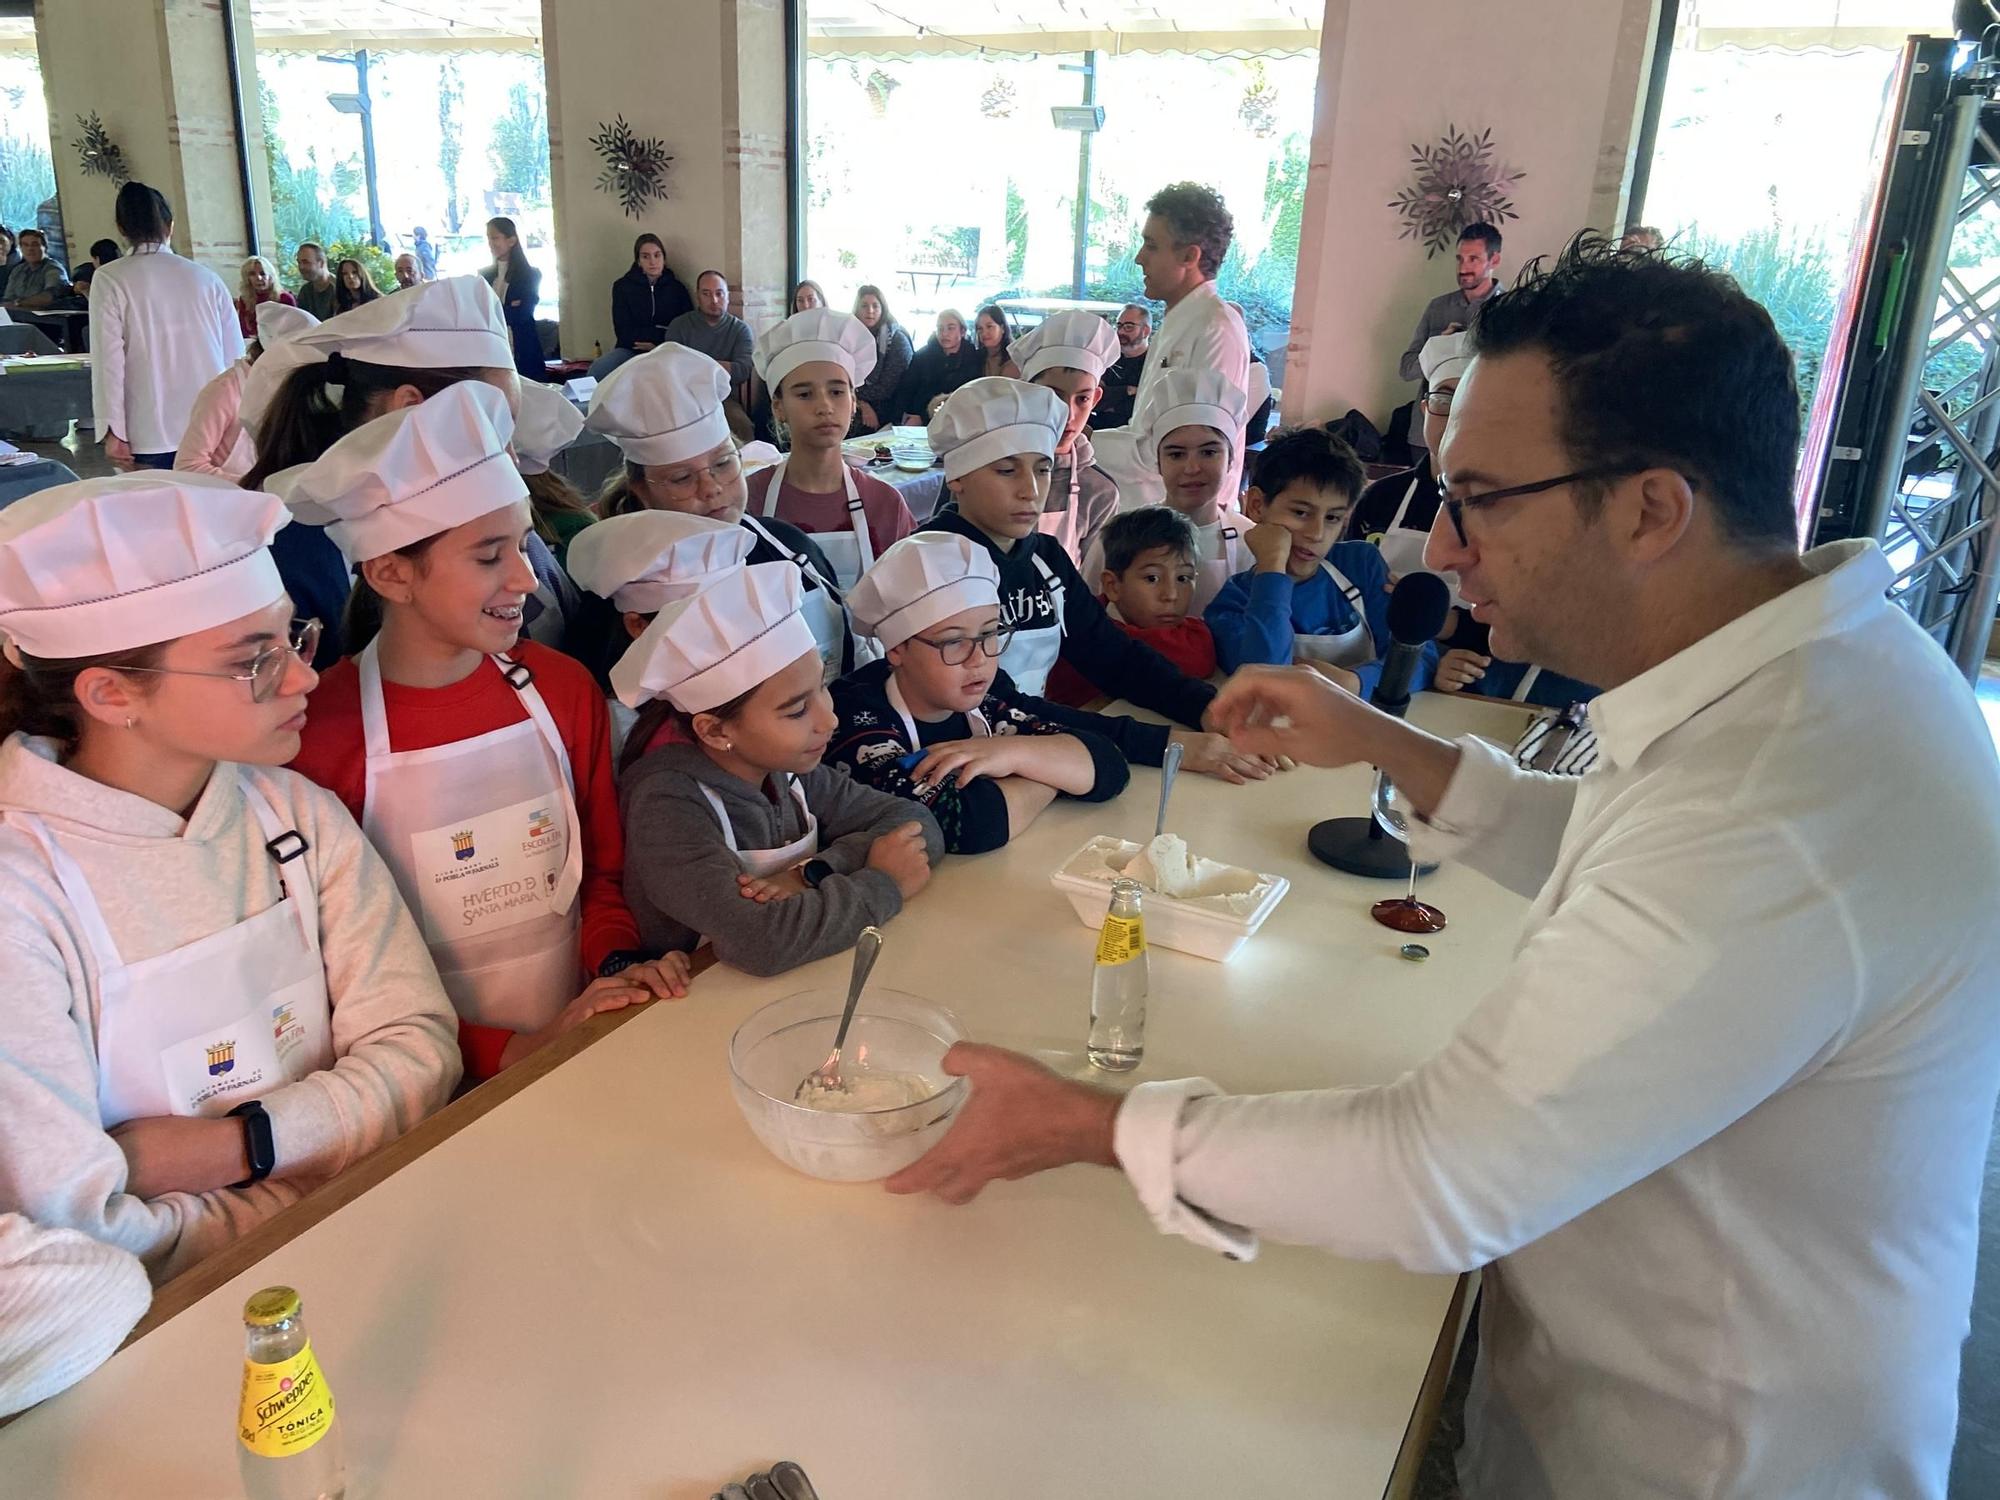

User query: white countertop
[1,694,1535,1498]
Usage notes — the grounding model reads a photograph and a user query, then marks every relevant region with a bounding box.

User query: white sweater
[0,1214,150,1417]
[0,735,461,1283]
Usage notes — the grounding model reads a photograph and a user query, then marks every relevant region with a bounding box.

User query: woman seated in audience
[616,562,943,977]
[791,279,827,314]
[974,304,1014,379]
[482,215,545,383]
[0,473,460,1296]
[850,284,913,435]
[0,225,16,268]
[590,232,693,381]
[284,384,690,1083]
[234,255,294,337]
[897,308,982,423]
[334,258,380,314]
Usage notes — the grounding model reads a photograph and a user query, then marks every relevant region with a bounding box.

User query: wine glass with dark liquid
[1369,771,1446,933]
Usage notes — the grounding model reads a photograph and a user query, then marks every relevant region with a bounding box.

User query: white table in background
[1,695,1536,1499]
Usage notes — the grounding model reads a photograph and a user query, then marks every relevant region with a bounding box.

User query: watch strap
[228,1099,276,1188]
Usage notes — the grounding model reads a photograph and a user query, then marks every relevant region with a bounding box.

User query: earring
[123,715,136,730]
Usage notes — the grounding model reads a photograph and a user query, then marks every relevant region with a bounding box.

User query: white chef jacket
[1115,539,2000,1500]
[87,244,244,456]
[1095,280,1253,509]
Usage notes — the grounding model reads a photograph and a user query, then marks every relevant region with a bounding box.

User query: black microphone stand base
[1307,817,1438,879]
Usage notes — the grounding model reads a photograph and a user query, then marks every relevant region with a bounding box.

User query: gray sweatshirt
[0,734,461,1283]
[619,741,943,976]
[663,309,755,385]
[1043,429,1122,568]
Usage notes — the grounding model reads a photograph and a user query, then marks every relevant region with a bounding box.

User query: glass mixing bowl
[728,987,967,1183]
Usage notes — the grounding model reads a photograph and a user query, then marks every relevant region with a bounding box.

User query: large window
[0,40,59,255]
[799,10,1317,379]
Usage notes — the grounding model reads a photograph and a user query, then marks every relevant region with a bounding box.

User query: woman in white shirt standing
[86,182,243,471]
[0,473,460,1294]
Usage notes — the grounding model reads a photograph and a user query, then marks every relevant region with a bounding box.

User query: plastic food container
[1050,835,1290,963]
[728,987,967,1183]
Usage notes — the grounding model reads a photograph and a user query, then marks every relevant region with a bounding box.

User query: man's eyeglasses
[115,619,321,703]
[1435,468,1638,546]
[909,628,1013,666]
[652,451,742,496]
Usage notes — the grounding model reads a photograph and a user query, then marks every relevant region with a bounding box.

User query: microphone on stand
[1307,572,1453,878]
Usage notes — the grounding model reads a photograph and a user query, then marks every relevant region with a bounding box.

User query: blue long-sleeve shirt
[1204,540,1435,698]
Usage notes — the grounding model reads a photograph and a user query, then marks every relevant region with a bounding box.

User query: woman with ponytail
[0,473,459,1320]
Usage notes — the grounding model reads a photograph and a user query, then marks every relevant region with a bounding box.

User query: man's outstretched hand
[884,1042,1122,1204]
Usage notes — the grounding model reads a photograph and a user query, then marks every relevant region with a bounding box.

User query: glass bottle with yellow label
[1088,878,1148,1072]
[238,1286,345,1500]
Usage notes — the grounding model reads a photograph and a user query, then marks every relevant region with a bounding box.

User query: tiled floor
[17,425,2000,1495]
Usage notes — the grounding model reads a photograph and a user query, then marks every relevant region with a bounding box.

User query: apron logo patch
[452,830,476,861]
[206,1040,237,1076]
[527,807,555,838]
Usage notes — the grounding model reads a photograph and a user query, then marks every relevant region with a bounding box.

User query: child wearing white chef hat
[1007,309,1124,566]
[919,379,1266,784]
[282,382,690,1081]
[588,341,856,680]
[172,301,323,484]
[616,561,943,977]
[830,531,1196,855]
[0,473,459,1303]
[566,509,755,762]
[511,381,594,558]
[749,308,918,591]
[1082,367,1253,615]
[234,275,551,668]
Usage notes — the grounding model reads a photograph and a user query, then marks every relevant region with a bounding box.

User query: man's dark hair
[298,240,325,258]
[697,268,728,288]
[113,182,172,244]
[1145,183,1233,280]
[89,238,120,263]
[1251,425,1365,505]
[1460,222,1502,256]
[16,228,43,248]
[1101,506,1199,576]
[1469,232,1799,545]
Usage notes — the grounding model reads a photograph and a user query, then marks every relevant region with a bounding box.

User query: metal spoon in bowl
[1154,739,1185,839]
[795,926,883,1102]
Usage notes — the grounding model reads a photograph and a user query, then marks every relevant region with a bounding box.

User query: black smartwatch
[229,1099,276,1188]
[597,950,649,979]
[800,858,835,889]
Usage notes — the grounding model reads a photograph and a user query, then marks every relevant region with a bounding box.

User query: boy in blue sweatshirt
[1205,426,1437,697]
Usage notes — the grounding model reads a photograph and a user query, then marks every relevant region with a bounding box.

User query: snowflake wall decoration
[71,112,131,185]
[589,115,673,218]
[1388,125,1524,258]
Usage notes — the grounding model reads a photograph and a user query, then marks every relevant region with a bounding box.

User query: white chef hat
[569,510,754,615]
[513,382,585,477]
[0,474,289,659]
[754,308,878,391]
[1133,368,1251,471]
[612,561,817,712]
[847,532,1000,650]
[1419,331,1473,386]
[1010,310,1120,383]
[239,275,513,433]
[926,377,1065,481]
[278,381,525,564]
[585,343,734,468]
[254,301,319,347]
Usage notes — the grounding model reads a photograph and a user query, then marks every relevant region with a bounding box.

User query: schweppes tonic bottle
[1087,878,1149,1072]
[238,1286,344,1499]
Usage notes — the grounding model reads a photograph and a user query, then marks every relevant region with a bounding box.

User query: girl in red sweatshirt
[285,381,689,1080]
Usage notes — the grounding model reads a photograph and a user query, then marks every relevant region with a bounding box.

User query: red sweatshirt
[1045,609,1218,707]
[290,640,639,1080]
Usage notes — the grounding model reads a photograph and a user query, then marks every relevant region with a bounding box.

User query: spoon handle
[1154,740,1185,839]
[830,927,882,1053]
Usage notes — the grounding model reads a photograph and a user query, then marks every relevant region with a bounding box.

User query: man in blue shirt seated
[1205,425,1436,698]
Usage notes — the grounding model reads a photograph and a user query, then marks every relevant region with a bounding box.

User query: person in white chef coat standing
[885,236,2000,1500]
[87,182,244,470]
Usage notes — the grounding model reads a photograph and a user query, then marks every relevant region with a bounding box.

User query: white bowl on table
[728,987,967,1183]
[1050,834,1290,963]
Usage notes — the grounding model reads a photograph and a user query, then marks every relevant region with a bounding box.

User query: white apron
[996,552,1066,696]
[1291,560,1374,670]
[886,673,991,748]
[738,514,863,680]
[1037,462,1083,564]
[358,643,583,1033]
[699,776,818,876]
[1372,474,1461,605]
[1191,511,1249,615]
[11,776,334,1127]
[1511,665,1544,703]
[757,458,877,593]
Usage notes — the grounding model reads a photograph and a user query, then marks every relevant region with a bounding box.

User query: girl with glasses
[0,474,460,1334]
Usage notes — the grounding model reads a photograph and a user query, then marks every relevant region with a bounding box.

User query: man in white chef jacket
[887,235,2000,1500]
[1093,183,1252,510]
